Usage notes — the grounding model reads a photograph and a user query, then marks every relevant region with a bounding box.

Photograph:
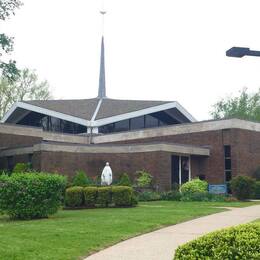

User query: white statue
[101,162,113,186]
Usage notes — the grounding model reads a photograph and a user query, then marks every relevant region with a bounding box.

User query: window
[99,123,115,134]
[28,154,33,164]
[145,115,159,128]
[114,119,130,132]
[7,156,14,172]
[130,116,145,130]
[224,145,232,182]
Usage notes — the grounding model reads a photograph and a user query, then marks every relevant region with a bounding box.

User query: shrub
[180,179,208,194]
[174,223,260,259]
[0,173,66,219]
[112,186,136,207]
[93,175,101,187]
[0,169,10,176]
[254,181,260,199]
[231,176,255,200]
[180,191,226,202]
[137,191,161,201]
[65,186,84,207]
[171,183,180,192]
[117,173,132,186]
[72,170,93,187]
[12,163,32,173]
[136,170,153,188]
[161,191,181,201]
[83,187,97,207]
[96,187,112,207]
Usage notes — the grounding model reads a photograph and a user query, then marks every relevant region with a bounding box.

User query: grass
[0,201,258,260]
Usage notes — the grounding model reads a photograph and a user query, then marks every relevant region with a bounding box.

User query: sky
[3,0,260,121]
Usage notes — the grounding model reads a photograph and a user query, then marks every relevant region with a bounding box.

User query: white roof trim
[1,101,196,129]
[91,98,103,122]
[1,102,90,127]
[91,101,196,127]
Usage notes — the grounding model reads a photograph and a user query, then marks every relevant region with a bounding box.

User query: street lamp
[226,47,260,58]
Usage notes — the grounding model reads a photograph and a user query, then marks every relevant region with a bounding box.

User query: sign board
[208,184,227,194]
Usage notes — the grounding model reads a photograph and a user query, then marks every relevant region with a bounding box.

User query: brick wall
[37,151,172,191]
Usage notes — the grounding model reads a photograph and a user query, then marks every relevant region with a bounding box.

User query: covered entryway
[171,155,191,186]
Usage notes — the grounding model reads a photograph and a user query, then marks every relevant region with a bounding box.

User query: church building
[1,31,260,191]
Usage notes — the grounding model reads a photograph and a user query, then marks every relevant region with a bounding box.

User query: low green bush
[12,163,32,173]
[161,191,181,201]
[83,187,97,207]
[96,187,112,207]
[72,170,93,187]
[180,191,226,202]
[136,170,153,188]
[174,223,260,259]
[231,175,255,200]
[65,186,84,207]
[112,186,135,206]
[254,181,260,199]
[0,173,66,219]
[137,191,161,201]
[117,173,132,186]
[180,178,208,194]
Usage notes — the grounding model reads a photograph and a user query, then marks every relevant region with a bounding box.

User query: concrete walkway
[85,205,260,260]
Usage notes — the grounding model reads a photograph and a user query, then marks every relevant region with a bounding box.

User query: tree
[0,0,22,82]
[0,68,52,119]
[210,88,260,121]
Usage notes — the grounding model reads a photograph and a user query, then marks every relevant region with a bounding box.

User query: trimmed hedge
[65,186,84,207]
[65,186,137,208]
[83,187,97,207]
[0,173,66,219]
[96,187,112,207]
[112,186,134,206]
[174,223,260,259]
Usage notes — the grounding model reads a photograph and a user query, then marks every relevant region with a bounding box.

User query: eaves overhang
[1,100,196,129]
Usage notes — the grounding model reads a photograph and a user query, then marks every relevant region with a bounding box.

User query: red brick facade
[1,123,260,190]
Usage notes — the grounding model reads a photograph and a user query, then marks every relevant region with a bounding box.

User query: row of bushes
[137,190,230,202]
[65,186,138,208]
[0,173,66,219]
[174,223,260,259]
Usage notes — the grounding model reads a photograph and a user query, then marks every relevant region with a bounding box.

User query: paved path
[85,205,260,260]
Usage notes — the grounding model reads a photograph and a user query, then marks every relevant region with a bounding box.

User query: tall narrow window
[7,156,14,172]
[224,145,232,182]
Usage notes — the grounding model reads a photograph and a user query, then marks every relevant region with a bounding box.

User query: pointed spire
[98,36,106,98]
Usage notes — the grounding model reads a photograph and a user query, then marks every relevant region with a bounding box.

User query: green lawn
[0,201,258,260]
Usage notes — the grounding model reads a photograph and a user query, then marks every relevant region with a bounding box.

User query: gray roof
[24,99,99,121]
[24,98,173,121]
[96,98,171,120]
